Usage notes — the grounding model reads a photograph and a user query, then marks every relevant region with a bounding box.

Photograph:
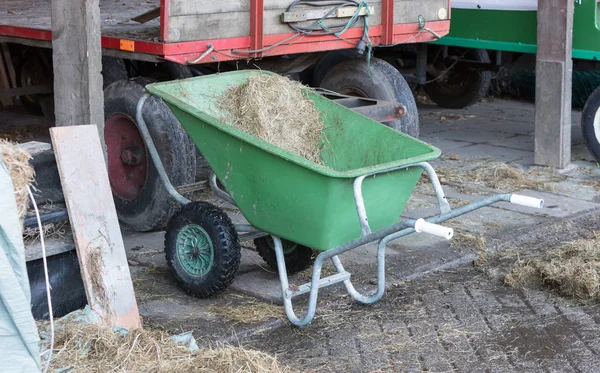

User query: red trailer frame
[0,0,450,64]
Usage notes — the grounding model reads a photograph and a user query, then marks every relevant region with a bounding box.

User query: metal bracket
[314,88,407,123]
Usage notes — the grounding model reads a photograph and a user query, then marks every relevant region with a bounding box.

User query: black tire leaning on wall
[103,77,196,231]
[319,57,420,138]
[581,86,600,161]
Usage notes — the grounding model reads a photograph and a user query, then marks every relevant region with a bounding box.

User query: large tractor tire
[582,86,600,161]
[320,57,419,138]
[424,48,492,109]
[103,78,196,231]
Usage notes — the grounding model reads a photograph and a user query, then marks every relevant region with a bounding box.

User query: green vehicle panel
[433,0,600,61]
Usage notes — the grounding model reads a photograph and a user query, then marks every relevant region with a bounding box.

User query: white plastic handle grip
[414,218,454,240]
[509,194,544,209]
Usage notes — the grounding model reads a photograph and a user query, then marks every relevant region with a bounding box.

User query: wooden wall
[166,0,448,43]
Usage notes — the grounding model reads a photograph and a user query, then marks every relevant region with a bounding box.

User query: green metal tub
[146,71,440,251]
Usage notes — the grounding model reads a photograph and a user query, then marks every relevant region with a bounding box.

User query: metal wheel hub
[339,87,368,98]
[105,113,149,201]
[176,224,214,277]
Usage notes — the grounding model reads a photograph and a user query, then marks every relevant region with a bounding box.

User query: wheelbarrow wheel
[582,85,600,161]
[165,201,241,298]
[254,236,314,275]
[319,57,419,138]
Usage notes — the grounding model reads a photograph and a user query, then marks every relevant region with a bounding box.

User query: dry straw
[219,74,324,164]
[0,139,34,220]
[45,321,292,373]
[437,161,550,192]
[23,222,68,245]
[204,294,283,324]
[505,237,600,302]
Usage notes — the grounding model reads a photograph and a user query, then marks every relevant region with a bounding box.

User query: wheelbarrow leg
[330,242,387,305]
[272,235,324,327]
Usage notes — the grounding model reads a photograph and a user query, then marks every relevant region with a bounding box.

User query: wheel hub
[339,87,368,98]
[176,224,214,277]
[120,146,146,166]
[105,114,149,201]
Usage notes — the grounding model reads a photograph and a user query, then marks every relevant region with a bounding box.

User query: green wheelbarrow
[135,71,544,327]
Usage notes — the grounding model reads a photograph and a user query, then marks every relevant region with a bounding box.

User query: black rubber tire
[165,62,193,79]
[424,48,492,109]
[320,57,419,138]
[254,236,315,275]
[28,250,87,320]
[16,48,52,116]
[165,202,241,297]
[144,61,193,81]
[312,49,360,87]
[103,78,196,231]
[102,57,128,89]
[581,86,600,161]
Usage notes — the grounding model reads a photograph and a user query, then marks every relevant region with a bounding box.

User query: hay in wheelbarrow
[219,74,325,164]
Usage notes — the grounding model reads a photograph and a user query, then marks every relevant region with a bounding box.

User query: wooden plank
[534,0,574,168]
[50,125,141,330]
[169,0,384,15]
[281,6,375,23]
[1,43,17,89]
[132,7,161,24]
[169,0,249,16]
[0,46,12,106]
[393,0,448,24]
[0,0,160,39]
[51,0,104,140]
[168,6,383,43]
[0,85,52,97]
[168,13,250,41]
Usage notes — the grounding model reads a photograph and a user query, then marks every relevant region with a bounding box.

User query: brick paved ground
[244,267,600,373]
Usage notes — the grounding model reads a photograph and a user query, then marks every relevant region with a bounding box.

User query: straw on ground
[43,321,292,373]
[505,236,600,302]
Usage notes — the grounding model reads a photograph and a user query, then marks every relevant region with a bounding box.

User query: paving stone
[419,135,475,152]
[449,144,534,163]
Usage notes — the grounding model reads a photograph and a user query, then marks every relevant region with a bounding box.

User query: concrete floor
[116,98,600,371]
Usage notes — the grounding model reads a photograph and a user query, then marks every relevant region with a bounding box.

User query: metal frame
[135,93,543,327]
[270,162,523,326]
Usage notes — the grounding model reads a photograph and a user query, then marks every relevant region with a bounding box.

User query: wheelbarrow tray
[146,71,440,251]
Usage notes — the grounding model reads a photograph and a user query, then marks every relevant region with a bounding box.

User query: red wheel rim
[105,114,148,201]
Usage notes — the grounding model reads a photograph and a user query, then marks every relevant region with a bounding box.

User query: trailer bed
[0,0,450,63]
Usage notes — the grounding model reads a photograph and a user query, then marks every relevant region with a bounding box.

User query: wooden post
[51,0,104,139]
[534,0,574,168]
